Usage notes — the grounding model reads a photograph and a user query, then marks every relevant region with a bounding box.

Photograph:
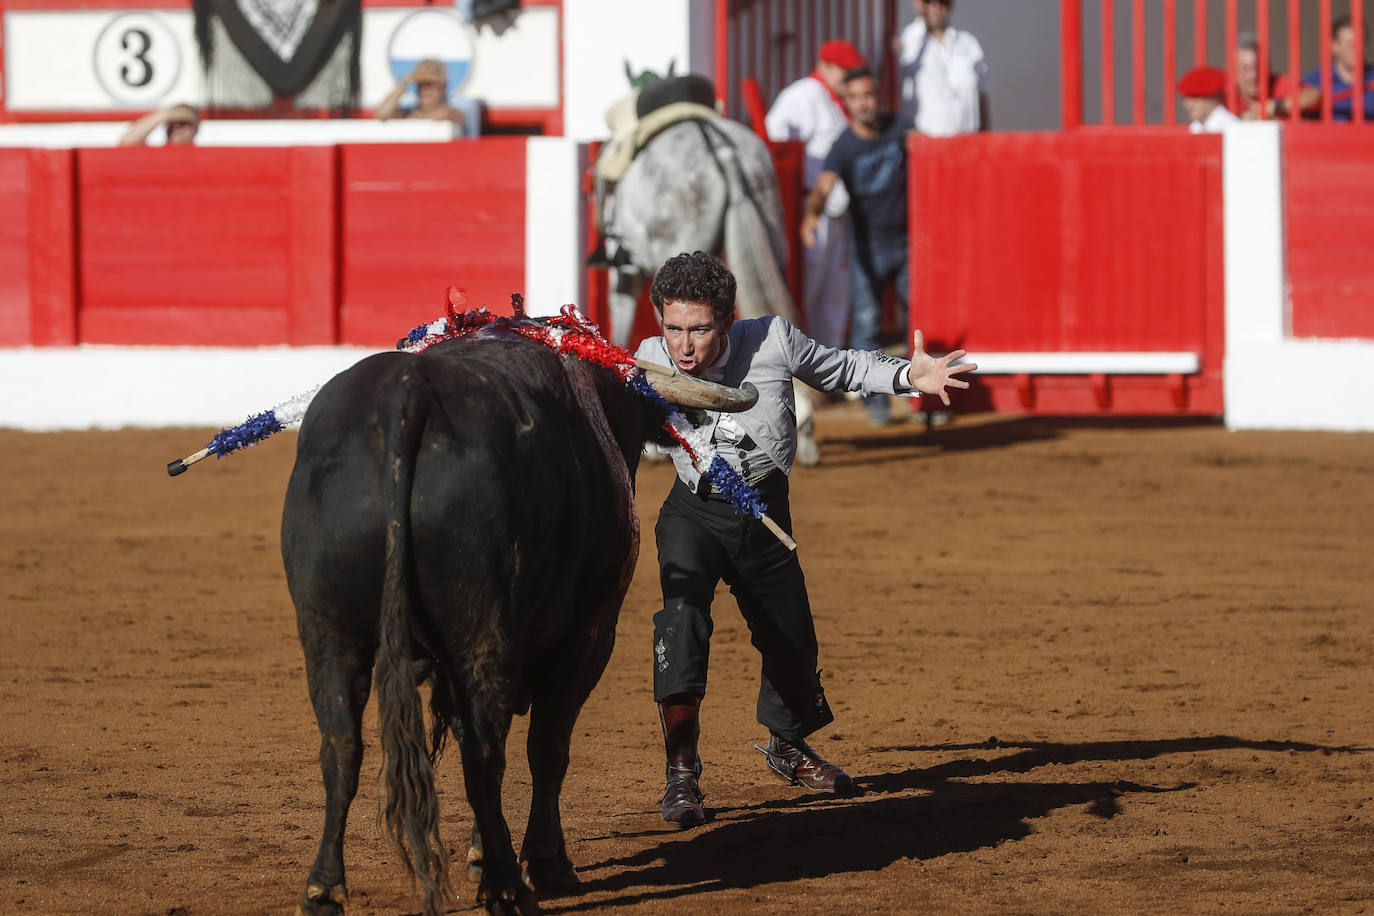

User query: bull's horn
[638,360,758,412]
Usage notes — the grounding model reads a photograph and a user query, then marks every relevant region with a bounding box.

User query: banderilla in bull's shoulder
[164,355,794,550]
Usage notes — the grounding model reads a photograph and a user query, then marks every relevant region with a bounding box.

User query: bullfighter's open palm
[908,330,977,405]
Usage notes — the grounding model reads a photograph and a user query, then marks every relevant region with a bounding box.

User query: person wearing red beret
[1178,65,1239,133]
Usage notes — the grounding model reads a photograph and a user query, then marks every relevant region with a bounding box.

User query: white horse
[602,102,820,465]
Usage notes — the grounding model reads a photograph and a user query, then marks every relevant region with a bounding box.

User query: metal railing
[1060,0,1369,127]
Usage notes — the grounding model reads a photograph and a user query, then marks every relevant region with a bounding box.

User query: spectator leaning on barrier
[802,67,911,427]
[375,58,478,136]
[636,250,974,829]
[1179,66,1238,134]
[899,0,989,136]
[1300,16,1374,122]
[764,38,865,352]
[1233,31,1319,120]
[118,104,200,147]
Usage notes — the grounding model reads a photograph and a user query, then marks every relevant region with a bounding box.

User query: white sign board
[2,6,559,113]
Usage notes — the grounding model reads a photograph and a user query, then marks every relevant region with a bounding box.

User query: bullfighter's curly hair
[650,251,737,321]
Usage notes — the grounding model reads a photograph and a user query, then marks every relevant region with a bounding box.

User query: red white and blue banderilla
[165,291,797,550]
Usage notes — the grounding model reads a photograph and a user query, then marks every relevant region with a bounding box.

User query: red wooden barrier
[908,129,1224,415]
[337,140,526,345]
[77,146,336,345]
[0,148,77,346]
[1285,125,1374,340]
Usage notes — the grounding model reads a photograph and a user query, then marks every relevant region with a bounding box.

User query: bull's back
[282,339,637,661]
[404,341,636,659]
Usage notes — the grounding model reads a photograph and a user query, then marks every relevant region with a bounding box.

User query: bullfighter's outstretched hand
[908,330,977,406]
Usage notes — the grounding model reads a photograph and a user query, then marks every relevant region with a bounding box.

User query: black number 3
[120,28,153,88]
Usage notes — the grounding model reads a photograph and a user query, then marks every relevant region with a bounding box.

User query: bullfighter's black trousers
[652,471,835,743]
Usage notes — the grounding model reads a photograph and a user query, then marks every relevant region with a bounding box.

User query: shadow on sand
[550,734,1364,911]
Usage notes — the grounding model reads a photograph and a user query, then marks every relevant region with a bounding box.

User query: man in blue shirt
[1302,15,1374,121]
[802,67,911,426]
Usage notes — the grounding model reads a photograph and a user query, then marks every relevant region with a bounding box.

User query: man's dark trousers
[652,472,834,742]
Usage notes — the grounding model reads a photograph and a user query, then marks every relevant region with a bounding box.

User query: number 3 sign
[93,12,183,105]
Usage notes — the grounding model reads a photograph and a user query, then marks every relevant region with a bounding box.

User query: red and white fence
[907,129,1224,417]
[0,138,585,349]
[2,1,1373,432]
[1060,0,1372,127]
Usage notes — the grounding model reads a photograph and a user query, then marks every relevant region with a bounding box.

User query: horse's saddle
[596,75,722,183]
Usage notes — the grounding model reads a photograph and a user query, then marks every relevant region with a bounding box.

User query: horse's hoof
[522,855,581,895]
[297,881,347,915]
[467,844,484,883]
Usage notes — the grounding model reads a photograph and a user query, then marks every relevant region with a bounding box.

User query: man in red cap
[765,38,867,354]
[1179,65,1238,133]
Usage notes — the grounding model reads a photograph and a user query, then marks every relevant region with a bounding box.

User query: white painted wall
[1223,123,1374,432]
[2,6,558,113]
[562,0,710,142]
[0,347,380,431]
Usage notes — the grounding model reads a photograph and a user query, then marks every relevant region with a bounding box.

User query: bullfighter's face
[660,299,732,378]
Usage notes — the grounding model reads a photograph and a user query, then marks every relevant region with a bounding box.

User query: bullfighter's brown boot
[756,734,854,792]
[659,695,705,828]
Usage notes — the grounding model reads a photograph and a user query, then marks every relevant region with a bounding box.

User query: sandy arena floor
[2,403,1372,914]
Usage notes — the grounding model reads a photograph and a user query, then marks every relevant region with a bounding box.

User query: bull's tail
[374,365,451,916]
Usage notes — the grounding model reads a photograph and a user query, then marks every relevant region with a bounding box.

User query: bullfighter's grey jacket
[635,315,914,491]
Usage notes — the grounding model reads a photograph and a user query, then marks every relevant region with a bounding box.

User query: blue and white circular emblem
[386,9,475,101]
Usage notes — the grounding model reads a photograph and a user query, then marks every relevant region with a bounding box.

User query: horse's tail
[712,127,798,325]
[374,364,451,916]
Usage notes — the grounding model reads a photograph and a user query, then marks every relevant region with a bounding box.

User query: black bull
[281,328,754,916]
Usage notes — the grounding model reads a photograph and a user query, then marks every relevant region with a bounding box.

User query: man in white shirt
[895,0,927,126]
[899,0,989,136]
[764,39,865,350]
[1178,66,1239,134]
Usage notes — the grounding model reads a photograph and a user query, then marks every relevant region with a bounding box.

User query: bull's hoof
[467,844,484,883]
[296,881,347,915]
[521,854,581,895]
[478,881,540,915]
